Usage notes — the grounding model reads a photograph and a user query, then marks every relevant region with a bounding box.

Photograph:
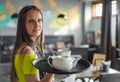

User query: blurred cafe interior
[0,0,120,82]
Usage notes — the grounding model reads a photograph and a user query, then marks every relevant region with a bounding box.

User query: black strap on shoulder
[36,46,42,57]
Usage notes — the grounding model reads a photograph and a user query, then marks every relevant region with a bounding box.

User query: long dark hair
[10,5,44,82]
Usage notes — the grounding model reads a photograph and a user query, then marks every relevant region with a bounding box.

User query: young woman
[10,5,54,82]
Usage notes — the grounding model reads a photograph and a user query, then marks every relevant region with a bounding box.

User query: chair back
[100,73,120,82]
[92,53,106,66]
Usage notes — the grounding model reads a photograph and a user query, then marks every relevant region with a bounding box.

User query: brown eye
[28,19,34,23]
[38,18,42,22]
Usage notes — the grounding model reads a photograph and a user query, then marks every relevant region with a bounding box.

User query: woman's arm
[21,46,55,82]
[25,73,55,82]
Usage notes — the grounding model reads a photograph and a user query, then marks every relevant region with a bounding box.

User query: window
[92,1,116,18]
[112,1,116,15]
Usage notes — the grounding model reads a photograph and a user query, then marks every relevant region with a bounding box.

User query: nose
[34,21,39,28]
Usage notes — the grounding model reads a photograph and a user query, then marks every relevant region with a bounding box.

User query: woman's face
[26,10,43,40]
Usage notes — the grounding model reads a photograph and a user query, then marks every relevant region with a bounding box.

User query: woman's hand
[51,77,55,82]
[40,73,55,82]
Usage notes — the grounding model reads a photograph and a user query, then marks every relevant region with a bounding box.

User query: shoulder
[16,44,34,55]
[23,46,34,54]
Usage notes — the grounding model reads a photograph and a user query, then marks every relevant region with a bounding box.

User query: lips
[33,29,40,32]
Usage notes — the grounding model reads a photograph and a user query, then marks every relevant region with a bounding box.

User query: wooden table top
[76,71,100,79]
[75,68,120,79]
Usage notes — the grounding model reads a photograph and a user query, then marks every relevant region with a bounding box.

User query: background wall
[84,2,116,46]
[0,0,116,46]
[0,0,83,46]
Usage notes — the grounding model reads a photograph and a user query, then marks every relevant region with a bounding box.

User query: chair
[99,73,120,82]
[92,53,106,66]
[89,53,106,81]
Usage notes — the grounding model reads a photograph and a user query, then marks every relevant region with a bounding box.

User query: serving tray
[32,58,90,74]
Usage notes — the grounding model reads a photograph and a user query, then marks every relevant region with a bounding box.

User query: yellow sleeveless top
[14,54,39,82]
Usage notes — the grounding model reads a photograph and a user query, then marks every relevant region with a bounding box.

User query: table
[0,63,11,76]
[75,66,120,82]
